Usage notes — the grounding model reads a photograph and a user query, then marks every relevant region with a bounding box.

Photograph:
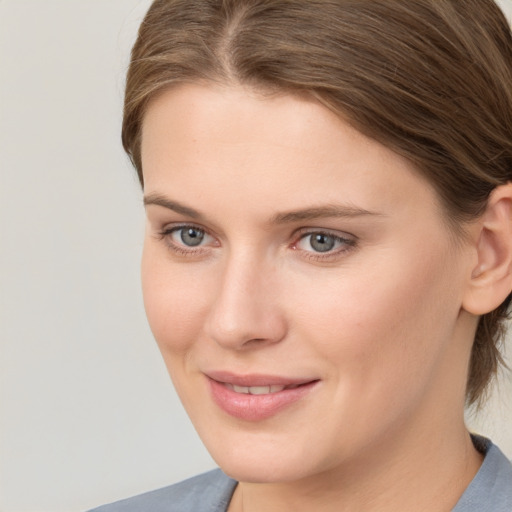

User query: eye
[172,226,207,247]
[157,224,217,253]
[295,231,355,255]
[302,233,337,252]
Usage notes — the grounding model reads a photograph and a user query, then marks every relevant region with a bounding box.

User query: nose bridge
[205,248,285,349]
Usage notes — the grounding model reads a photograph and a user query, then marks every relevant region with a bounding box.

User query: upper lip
[205,370,318,387]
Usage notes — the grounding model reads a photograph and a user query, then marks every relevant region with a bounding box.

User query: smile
[206,372,319,421]
[225,383,300,395]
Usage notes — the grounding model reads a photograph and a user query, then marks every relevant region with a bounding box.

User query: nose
[204,252,287,350]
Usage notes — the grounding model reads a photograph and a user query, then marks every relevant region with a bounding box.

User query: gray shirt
[89,437,512,511]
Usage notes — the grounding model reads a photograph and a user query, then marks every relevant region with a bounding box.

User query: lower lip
[207,378,318,421]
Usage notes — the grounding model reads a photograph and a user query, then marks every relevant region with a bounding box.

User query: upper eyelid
[161,223,203,232]
[295,231,356,248]
[160,222,213,237]
[293,226,357,240]
[147,209,225,238]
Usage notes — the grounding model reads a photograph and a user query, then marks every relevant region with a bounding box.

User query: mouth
[205,372,320,421]
[224,383,305,395]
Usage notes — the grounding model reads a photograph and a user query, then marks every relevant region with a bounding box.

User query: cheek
[289,245,463,391]
[141,244,212,356]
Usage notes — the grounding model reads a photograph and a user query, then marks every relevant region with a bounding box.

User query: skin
[140,83,486,512]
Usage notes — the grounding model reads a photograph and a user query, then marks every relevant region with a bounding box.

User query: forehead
[140,83,441,223]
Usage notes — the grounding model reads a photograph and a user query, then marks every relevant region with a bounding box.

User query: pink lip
[205,371,319,421]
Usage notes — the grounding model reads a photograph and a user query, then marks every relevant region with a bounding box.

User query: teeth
[229,384,287,395]
[232,385,250,394]
[247,385,269,395]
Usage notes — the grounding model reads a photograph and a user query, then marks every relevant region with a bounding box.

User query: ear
[462,183,512,315]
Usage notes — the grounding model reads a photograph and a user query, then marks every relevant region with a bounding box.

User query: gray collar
[452,435,512,511]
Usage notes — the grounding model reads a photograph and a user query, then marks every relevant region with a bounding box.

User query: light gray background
[1,1,511,511]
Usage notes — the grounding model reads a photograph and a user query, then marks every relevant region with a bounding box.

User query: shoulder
[453,436,512,512]
[88,469,237,512]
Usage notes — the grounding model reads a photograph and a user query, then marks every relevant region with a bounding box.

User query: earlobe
[462,183,512,315]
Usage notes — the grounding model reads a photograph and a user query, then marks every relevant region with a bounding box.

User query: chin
[219,457,313,484]
[201,430,328,484]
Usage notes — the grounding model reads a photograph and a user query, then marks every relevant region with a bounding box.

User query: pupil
[311,234,335,252]
[181,228,204,247]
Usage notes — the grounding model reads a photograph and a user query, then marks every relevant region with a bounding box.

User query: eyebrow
[143,193,383,223]
[144,193,205,219]
[270,205,383,223]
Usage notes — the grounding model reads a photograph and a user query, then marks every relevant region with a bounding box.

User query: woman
[91,1,512,510]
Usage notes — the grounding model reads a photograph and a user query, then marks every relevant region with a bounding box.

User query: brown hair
[123,0,512,406]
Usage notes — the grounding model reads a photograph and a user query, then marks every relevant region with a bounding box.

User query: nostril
[240,337,273,349]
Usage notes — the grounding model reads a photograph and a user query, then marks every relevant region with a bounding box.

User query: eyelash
[292,229,357,261]
[156,224,215,256]
[156,224,357,261]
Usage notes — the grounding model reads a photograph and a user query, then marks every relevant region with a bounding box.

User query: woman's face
[140,84,476,483]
